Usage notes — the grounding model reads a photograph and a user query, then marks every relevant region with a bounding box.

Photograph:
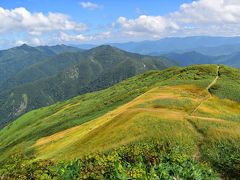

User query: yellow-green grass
[0,65,220,159]
[187,116,240,176]
[33,77,240,174]
[1,68,185,160]
[193,96,240,121]
[187,117,240,140]
[1,64,240,177]
[1,64,240,166]
[34,85,207,160]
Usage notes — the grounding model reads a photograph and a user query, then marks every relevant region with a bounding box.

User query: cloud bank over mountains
[1,0,240,48]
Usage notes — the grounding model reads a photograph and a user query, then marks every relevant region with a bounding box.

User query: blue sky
[1,1,193,20]
[0,0,239,48]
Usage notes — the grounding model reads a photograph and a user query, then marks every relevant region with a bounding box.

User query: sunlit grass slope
[34,85,202,160]
[0,64,239,177]
[34,81,240,161]
[0,66,183,157]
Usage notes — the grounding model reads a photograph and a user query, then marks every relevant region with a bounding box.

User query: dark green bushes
[54,143,219,179]
[0,142,220,179]
[201,141,240,178]
[0,154,56,179]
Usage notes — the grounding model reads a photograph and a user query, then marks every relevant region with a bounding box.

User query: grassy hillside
[0,45,174,128]
[0,64,239,178]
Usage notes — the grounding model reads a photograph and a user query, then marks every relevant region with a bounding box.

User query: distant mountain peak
[17,44,36,51]
[93,45,116,50]
[183,51,204,55]
[19,43,30,48]
[87,45,121,54]
[53,44,68,48]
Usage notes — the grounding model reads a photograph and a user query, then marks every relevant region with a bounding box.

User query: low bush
[0,142,219,179]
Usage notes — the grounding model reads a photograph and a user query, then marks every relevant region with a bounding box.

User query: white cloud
[15,40,28,46]
[117,15,179,37]
[80,2,102,10]
[172,0,240,24]
[116,0,240,38]
[58,31,112,43]
[3,0,240,48]
[97,31,111,39]
[30,38,43,45]
[0,7,87,35]
[59,32,94,42]
[15,38,43,46]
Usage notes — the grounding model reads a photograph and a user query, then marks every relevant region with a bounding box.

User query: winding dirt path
[207,66,220,91]
[187,65,220,160]
[191,65,220,115]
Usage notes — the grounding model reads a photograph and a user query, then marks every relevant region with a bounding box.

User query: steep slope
[0,65,237,155]
[0,67,181,157]
[0,52,85,92]
[33,65,239,160]
[0,44,51,86]
[0,45,174,128]
[0,44,80,88]
[0,65,239,177]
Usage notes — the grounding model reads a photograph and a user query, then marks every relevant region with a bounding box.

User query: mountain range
[0,44,175,128]
[77,36,240,67]
[0,44,80,87]
[0,37,239,178]
[76,36,240,56]
[1,38,240,128]
[164,51,240,67]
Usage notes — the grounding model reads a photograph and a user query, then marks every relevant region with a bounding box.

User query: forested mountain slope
[0,45,174,128]
[0,44,80,87]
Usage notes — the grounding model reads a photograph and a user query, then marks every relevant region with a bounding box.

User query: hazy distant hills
[0,45,174,128]
[76,36,240,67]
[113,36,240,55]
[219,52,240,67]
[163,51,240,67]
[75,36,240,56]
[163,51,215,66]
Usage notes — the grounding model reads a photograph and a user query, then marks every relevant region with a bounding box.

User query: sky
[0,0,240,48]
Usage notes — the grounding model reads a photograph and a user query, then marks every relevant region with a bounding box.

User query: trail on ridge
[187,65,220,160]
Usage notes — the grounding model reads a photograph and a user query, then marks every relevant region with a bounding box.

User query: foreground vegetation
[0,142,220,179]
[0,64,240,178]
